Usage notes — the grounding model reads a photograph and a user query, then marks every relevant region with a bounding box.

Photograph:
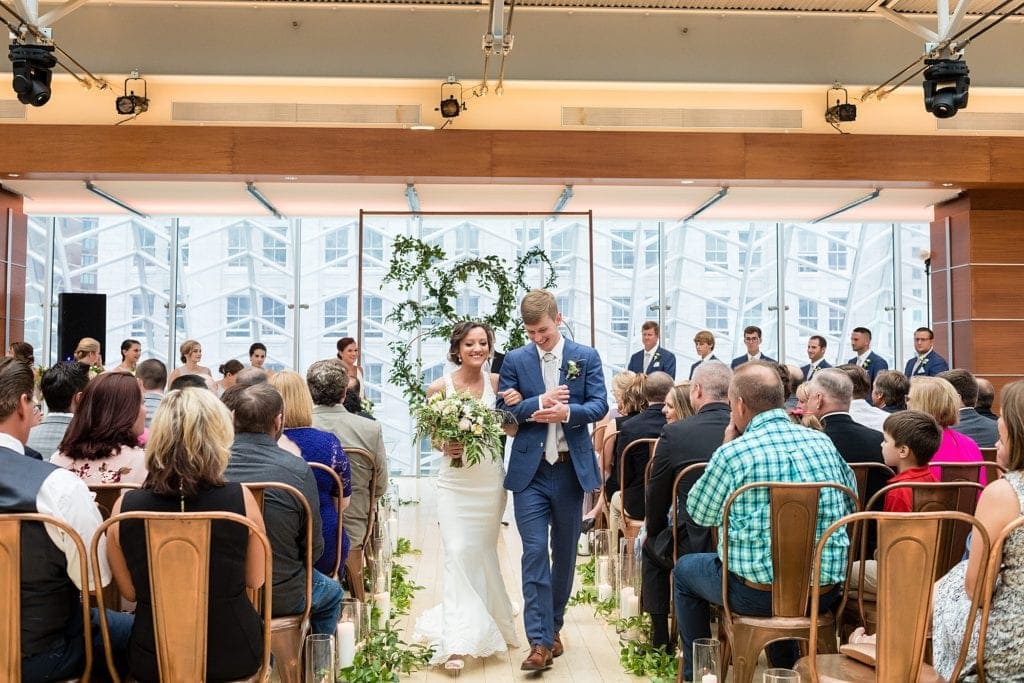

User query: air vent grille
[172,102,421,125]
[562,106,802,129]
[0,100,26,119]
[937,112,1024,131]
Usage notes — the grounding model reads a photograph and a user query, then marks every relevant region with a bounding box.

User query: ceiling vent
[0,100,26,119]
[562,106,802,129]
[172,102,421,125]
[936,112,1024,131]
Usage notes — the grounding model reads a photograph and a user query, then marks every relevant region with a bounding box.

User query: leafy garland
[382,236,558,405]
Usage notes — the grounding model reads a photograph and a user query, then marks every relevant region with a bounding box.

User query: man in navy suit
[904,327,950,378]
[497,290,608,671]
[800,335,832,381]
[847,326,888,383]
[689,330,720,379]
[731,325,775,369]
[627,320,676,379]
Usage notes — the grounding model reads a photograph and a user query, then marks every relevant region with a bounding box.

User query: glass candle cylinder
[692,637,721,683]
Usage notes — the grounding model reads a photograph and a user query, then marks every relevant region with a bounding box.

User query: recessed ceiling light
[941,182,954,187]
[283,176,298,181]
[680,180,694,184]
[7,173,20,178]
[410,124,435,131]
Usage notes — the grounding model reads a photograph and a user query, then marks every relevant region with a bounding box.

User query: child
[879,410,943,511]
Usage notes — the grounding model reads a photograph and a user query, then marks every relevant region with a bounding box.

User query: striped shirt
[687,408,857,585]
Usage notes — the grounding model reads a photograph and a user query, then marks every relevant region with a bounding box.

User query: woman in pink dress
[908,375,985,484]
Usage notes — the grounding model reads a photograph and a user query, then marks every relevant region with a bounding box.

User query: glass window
[705,232,727,272]
[130,293,153,337]
[738,229,763,271]
[260,296,286,335]
[263,226,287,265]
[644,228,659,268]
[455,224,479,255]
[227,225,247,266]
[799,298,818,329]
[829,297,847,334]
[706,299,729,333]
[798,232,818,272]
[828,232,849,270]
[324,227,348,264]
[226,295,250,338]
[136,226,157,257]
[323,296,348,336]
[550,229,573,268]
[364,228,385,265]
[178,223,191,267]
[363,363,382,402]
[364,295,383,338]
[455,293,480,317]
[611,230,634,269]
[610,296,630,337]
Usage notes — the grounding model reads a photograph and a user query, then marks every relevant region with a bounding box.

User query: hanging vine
[382,235,558,405]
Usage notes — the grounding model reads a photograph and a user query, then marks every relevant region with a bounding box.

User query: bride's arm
[491,373,520,436]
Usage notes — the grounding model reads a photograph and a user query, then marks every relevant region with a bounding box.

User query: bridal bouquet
[413,391,505,468]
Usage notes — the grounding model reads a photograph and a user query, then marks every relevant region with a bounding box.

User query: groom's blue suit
[498,338,607,651]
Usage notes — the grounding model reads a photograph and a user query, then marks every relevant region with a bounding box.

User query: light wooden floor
[389,476,650,683]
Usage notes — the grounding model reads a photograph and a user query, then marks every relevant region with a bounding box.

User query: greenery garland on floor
[382,235,558,405]
[569,552,678,682]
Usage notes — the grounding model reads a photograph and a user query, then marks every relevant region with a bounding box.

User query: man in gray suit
[27,361,89,458]
[940,369,999,448]
[307,359,388,552]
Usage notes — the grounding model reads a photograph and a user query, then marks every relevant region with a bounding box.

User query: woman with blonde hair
[73,337,103,377]
[106,388,267,682]
[663,381,695,424]
[908,375,983,482]
[269,370,352,575]
[582,371,643,529]
[166,339,213,388]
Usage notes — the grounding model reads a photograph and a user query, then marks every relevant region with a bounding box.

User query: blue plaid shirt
[687,408,856,585]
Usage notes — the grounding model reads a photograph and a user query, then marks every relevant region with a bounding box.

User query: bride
[413,321,522,670]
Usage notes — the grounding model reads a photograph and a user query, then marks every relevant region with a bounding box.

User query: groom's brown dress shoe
[521,644,554,671]
[552,632,564,658]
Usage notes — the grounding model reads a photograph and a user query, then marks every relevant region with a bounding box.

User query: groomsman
[801,335,832,381]
[904,327,949,377]
[731,325,775,369]
[688,330,719,379]
[847,326,888,383]
[627,321,676,378]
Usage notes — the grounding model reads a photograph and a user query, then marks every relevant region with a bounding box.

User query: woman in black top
[106,387,268,682]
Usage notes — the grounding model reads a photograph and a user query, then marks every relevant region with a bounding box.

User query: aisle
[390,476,646,683]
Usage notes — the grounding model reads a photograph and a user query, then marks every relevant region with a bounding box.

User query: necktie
[543,352,559,464]
[913,356,924,375]
[643,351,653,372]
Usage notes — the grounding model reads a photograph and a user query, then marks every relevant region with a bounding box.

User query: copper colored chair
[244,482,314,683]
[308,462,345,580]
[931,460,1006,487]
[91,510,274,683]
[668,462,710,646]
[619,438,658,545]
[89,483,141,520]
[976,515,1024,680]
[341,447,377,601]
[719,481,859,683]
[0,513,93,682]
[795,511,990,682]
[979,447,997,464]
[846,462,894,511]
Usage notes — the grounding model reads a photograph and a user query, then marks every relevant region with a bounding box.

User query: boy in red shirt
[880,411,942,511]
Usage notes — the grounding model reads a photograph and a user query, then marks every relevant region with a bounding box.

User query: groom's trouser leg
[514,470,555,649]
[549,461,584,635]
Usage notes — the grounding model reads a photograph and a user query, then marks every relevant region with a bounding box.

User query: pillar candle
[597,582,613,602]
[337,621,356,668]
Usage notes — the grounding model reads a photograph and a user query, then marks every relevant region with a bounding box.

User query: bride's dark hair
[448,321,495,365]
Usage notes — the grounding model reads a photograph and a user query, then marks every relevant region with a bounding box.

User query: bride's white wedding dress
[412,370,519,665]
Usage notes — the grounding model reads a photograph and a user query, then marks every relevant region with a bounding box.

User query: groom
[497,289,608,671]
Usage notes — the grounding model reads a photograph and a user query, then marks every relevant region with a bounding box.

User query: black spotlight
[8,43,57,107]
[115,72,149,116]
[825,83,857,128]
[435,77,465,120]
[923,58,970,119]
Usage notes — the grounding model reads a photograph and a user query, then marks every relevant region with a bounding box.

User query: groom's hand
[541,385,570,406]
[532,402,568,423]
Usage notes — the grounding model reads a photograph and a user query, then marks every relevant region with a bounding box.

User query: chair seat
[732,613,835,630]
[795,653,946,682]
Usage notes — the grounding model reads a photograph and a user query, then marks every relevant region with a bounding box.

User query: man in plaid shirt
[672,361,856,678]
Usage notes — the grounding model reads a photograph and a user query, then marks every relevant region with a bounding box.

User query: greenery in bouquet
[413,390,505,468]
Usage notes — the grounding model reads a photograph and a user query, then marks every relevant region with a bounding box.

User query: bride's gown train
[412,371,520,665]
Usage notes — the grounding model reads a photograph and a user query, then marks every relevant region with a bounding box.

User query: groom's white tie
[542,352,559,465]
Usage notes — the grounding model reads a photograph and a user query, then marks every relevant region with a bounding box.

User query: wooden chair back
[602,431,619,474]
[89,483,141,520]
[0,513,93,682]
[242,482,314,683]
[846,462,894,510]
[670,462,709,564]
[802,511,990,683]
[619,438,658,528]
[931,459,1006,486]
[980,447,997,464]
[308,462,345,579]
[976,514,1024,681]
[592,423,607,463]
[341,446,376,601]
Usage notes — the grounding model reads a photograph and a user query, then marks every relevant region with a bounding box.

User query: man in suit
[801,335,832,381]
[688,330,719,379]
[836,364,888,432]
[27,361,90,457]
[627,320,676,378]
[642,361,731,649]
[497,289,608,671]
[904,326,950,377]
[307,359,388,555]
[730,325,775,369]
[872,370,909,413]
[977,377,998,420]
[940,369,999,448]
[847,326,889,383]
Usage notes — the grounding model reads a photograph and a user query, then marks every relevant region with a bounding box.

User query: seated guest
[835,364,888,432]
[872,369,909,413]
[137,359,167,429]
[908,376,984,484]
[584,370,643,529]
[605,371,673,534]
[730,325,775,369]
[216,359,244,397]
[790,381,824,431]
[28,361,90,458]
[976,377,997,421]
[643,361,731,649]
[223,382,342,634]
[688,330,718,380]
[673,362,855,679]
[170,374,210,391]
[782,364,804,410]
[106,388,267,683]
[307,359,388,562]
[7,340,35,365]
[940,368,999,448]
[932,380,1024,679]
[0,357,131,681]
[270,370,353,576]
[235,366,269,387]
[343,378,374,420]
[51,372,147,485]
[662,380,694,424]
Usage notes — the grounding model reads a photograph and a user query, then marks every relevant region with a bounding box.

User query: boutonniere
[565,360,582,381]
[652,351,661,362]
[862,357,872,369]
[89,364,104,378]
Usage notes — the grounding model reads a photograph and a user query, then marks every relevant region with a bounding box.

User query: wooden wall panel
[932,269,949,327]
[950,266,972,322]
[0,189,26,347]
[963,320,1024,375]
[968,211,1024,263]
[930,216,951,271]
[970,265,1024,319]
[949,212,972,267]
[951,320,974,371]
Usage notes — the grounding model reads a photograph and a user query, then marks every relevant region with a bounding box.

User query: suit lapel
[524,342,547,392]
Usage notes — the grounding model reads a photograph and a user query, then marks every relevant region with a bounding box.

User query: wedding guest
[110,338,142,374]
[627,320,676,378]
[167,339,213,388]
[663,380,694,424]
[137,359,167,429]
[51,371,147,485]
[217,359,245,396]
[270,370,352,576]
[836,364,888,432]
[940,368,999,448]
[904,326,950,377]
[932,380,1024,679]
[7,340,34,365]
[171,374,210,391]
[782,364,804,410]
[106,387,267,682]
[872,369,909,413]
[688,330,718,379]
[336,337,364,390]
[236,366,269,387]
[28,361,90,458]
[977,377,998,421]
[343,377,374,419]
[583,370,641,530]
[907,376,984,484]
[847,326,888,383]
[801,335,831,381]
[730,325,775,369]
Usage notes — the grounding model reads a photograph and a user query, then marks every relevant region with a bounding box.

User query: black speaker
[58,293,107,363]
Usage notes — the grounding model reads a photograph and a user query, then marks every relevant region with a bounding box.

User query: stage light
[115,71,149,116]
[435,77,466,120]
[923,58,969,119]
[8,43,57,107]
[825,83,857,131]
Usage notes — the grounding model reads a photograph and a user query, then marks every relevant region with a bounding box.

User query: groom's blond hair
[521,289,559,325]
